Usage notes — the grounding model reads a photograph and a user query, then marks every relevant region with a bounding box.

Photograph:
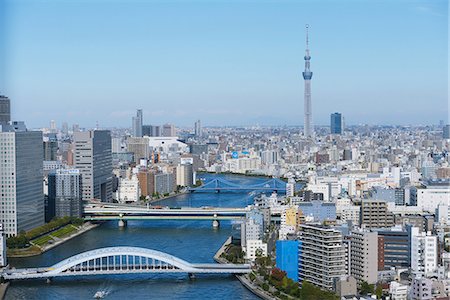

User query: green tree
[375,285,383,299]
[360,281,375,295]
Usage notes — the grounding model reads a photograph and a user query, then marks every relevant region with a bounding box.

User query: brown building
[377,236,385,271]
[137,169,155,197]
[360,200,394,229]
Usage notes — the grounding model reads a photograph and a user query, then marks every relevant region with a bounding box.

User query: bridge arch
[46,246,198,276]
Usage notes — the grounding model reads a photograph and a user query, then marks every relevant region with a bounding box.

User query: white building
[350,229,378,285]
[116,175,141,203]
[411,227,438,277]
[389,281,408,300]
[411,179,450,213]
[340,206,361,225]
[0,224,6,267]
[176,164,194,187]
[245,240,267,260]
[286,178,296,197]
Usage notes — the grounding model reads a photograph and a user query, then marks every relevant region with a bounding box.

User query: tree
[375,285,383,299]
[359,281,375,295]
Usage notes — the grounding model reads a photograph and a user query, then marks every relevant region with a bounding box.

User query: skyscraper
[47,169,83,220]
[330,112,343,134]
[132,109,143,137]
[74,130,113,202]
[0,95,11,125]
[0,130,45,236]
[303,25,313,137]
[194,120,202,137]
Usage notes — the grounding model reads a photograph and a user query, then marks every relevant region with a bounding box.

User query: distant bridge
[2,246,251,280]
[83,203,248,227]
[189,178,287,193]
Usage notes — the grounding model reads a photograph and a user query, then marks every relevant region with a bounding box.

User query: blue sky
[0,0,448,128]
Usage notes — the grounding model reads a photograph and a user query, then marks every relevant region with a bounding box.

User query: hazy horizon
[1,0,448,128]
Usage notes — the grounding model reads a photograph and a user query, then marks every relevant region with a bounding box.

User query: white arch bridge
[2,247,251,281]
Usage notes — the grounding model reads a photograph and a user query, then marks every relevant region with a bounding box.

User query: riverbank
[148,190,188,204]
[0,282,9,300]
[8,222,99,258]
[213,237,275,300]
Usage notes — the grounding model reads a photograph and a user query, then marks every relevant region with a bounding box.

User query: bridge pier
[212,220,220,228]
[118,219,127,228]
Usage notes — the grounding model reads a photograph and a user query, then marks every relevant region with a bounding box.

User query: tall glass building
[330,112,343,134]
[0,130,44,236]
[276,240,300,282]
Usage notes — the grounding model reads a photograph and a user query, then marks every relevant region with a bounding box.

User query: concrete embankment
[0,283,9,300]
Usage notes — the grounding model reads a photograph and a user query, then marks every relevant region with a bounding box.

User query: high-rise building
[360,200,394,229]
[74,130,113,202]
[43,137,58,161]
[330,112,343,134]
[194,120,202,137]
[162,123,176,137]
[47,169,82,220]
[298,224,346,290]
[302,25,313,137]
[350,229,378,285]
[410,227,437,277]
[0,130,45,236]
[176,164,194,187]
[443,124,450,139]
[276,240,300,282]
[132,109,143,137]
[0,95,11,125]
[127,137,150,163]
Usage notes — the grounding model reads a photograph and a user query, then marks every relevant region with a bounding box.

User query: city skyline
[0,0,448,128]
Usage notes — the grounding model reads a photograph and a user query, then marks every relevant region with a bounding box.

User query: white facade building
[245,240,267,260]
[411,227,438,277]
[116,175,141,203]
[389,281,408,300]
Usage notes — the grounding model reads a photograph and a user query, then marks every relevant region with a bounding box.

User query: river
[5,174,278,300]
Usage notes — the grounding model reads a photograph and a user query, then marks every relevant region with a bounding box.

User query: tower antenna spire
[306,24,309,49]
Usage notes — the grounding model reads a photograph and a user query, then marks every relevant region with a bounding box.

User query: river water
[6,174,276,300]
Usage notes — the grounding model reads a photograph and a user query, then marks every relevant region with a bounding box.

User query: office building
[350,229,378,285]
[74,130,113,202]
[411,179,450,213]
[162,123,176,137]
[298,224,346,290]
[142,125,151,137]
[360,200,394,229]
[154,172,175,195]
[0,130,45,236]
[302,25,313,137]
[276,240,300,281]
[410,227,437,277]
[176,164,194,187]
[0,95,10,125]
[115,175,141,203]
[43,138,58,161]
[132,109,143,137]
[194,120,202,137]
[443,124,450,139]
[127,137,150,163]
[47,169,82,220]
[330,112,343,134]
[298,201,336,222]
